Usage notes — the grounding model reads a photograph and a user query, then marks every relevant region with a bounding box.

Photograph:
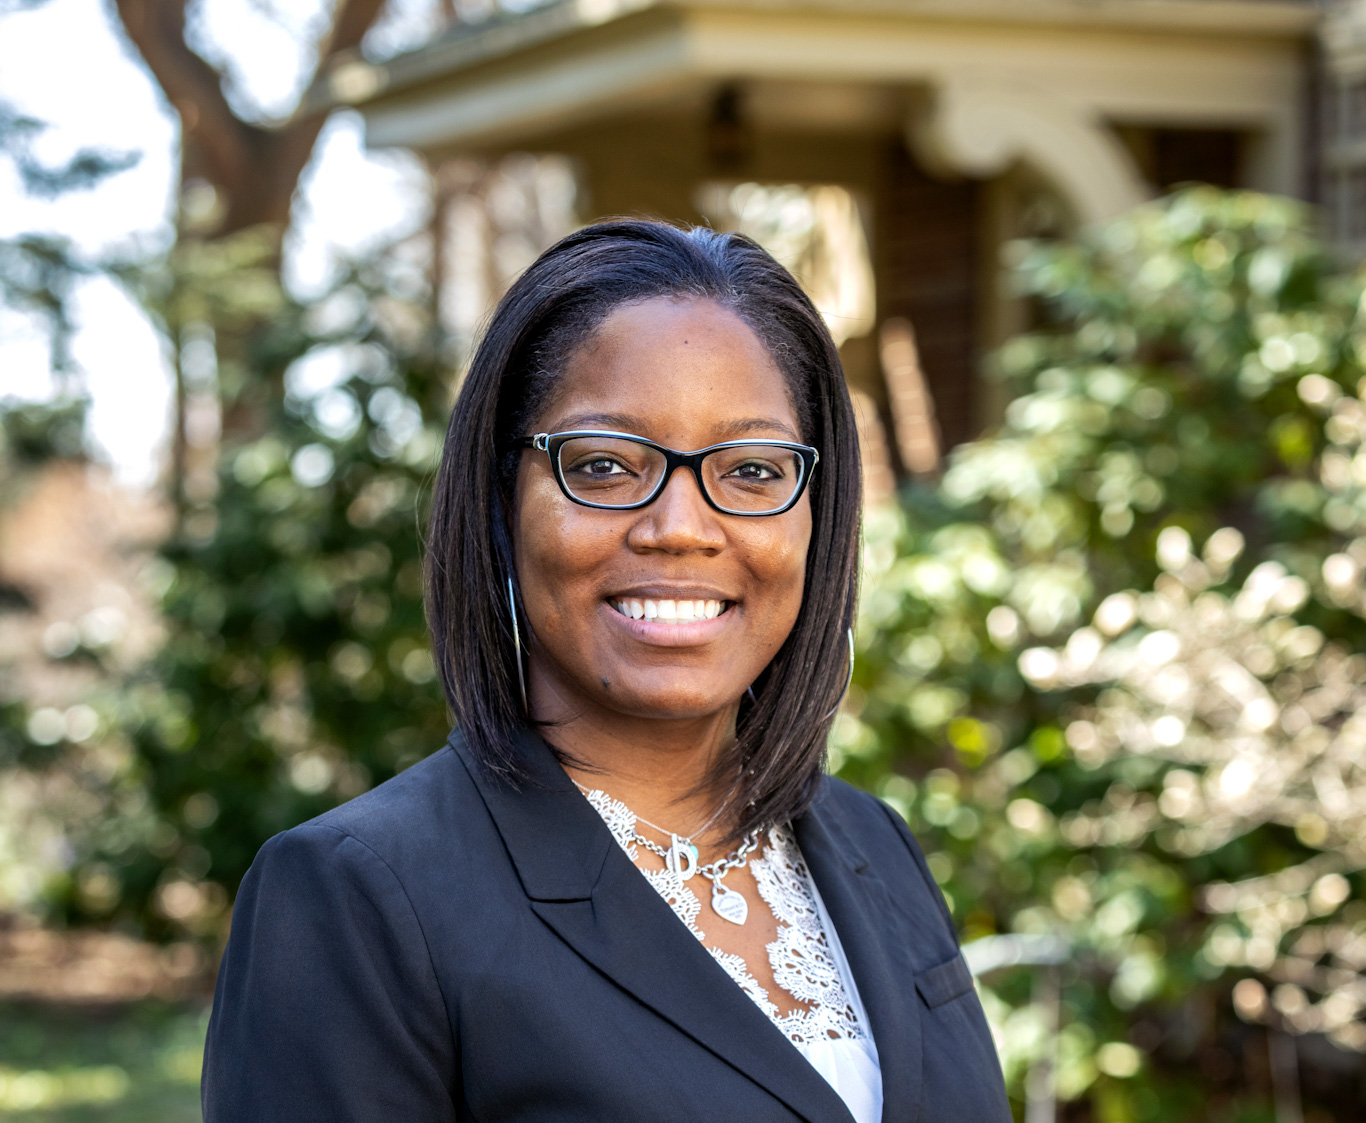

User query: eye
[727,460,783,481]
[568,456,631,477]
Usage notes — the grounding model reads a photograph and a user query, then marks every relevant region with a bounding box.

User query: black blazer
[202,730,1011,1122]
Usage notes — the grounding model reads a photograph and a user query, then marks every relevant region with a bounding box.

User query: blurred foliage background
[5,185,1366,1120]
[840,188,1366,1119]
[10,0,1366,1116]
[5,84,1366,1114]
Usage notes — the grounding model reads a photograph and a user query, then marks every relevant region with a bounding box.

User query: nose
[625,465,725,555]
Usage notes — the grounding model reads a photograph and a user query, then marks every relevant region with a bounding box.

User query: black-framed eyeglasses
[516,430,819,516]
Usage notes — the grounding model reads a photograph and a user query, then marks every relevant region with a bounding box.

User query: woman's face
[513,296,813,723]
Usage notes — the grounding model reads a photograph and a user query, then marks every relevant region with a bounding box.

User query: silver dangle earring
[507,575,528,715]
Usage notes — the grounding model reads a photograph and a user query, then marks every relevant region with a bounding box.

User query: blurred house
[317,0,1362,483]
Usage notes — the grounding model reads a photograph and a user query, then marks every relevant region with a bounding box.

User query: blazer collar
[450,726,612,901]
[454,728,919,1123]
[794,789,924,1123]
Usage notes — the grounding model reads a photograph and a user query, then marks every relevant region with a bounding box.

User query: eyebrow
[550,412,801,442]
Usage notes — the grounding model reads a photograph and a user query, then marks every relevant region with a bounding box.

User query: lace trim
[581,788,866,1045]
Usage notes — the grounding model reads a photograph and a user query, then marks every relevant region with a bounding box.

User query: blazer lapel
[795,791,924,1123]
[453,730,855,1123]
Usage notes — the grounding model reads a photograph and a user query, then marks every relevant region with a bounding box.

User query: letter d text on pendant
[667,835,699,881]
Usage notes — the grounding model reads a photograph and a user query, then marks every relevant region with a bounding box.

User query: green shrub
[842,188,1365,1116]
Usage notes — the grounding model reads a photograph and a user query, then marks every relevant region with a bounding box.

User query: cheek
[514,472,616,617]
[742,507,812,629]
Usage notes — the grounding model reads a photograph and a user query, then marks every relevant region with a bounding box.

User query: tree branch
[111,0,260,196]
[111,0,390,237]
[243,0,391,231]
[318,0,389,60]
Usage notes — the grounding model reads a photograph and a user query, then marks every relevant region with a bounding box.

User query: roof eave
[303,0,1318,117]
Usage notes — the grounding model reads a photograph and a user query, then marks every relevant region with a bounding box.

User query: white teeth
[611,598,730,623]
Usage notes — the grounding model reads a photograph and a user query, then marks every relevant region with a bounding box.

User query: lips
[609,597,730,624]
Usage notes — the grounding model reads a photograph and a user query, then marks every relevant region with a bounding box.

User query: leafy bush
[840,188,1365,1117]
[24,234,452,938]
[7,187,1366,1117]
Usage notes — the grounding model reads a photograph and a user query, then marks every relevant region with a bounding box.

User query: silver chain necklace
[573,781,761,926]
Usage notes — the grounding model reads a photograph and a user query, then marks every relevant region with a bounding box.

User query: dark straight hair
[424,219,862,841]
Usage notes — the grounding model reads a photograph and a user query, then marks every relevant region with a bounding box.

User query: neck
[527,661,739,847]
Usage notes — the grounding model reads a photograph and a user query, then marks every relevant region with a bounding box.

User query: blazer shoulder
[285,737,486,872]
[812,773,959,941]
[811,773,902,841]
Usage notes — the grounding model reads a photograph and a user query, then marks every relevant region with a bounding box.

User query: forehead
[536,297,800,444]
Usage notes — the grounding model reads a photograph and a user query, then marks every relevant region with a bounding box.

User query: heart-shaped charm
[712,882,748,926]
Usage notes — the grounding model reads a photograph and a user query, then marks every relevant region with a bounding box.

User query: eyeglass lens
[556,436,804,513]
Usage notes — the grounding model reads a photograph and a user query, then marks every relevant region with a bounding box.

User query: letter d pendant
[667,835,699,881]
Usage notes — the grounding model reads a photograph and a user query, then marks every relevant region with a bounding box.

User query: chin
[609,680,736,721]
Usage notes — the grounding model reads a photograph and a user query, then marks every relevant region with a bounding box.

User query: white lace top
[582,788,884,1123]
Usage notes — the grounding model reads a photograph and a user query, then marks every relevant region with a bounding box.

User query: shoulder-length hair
[425,219,861,840]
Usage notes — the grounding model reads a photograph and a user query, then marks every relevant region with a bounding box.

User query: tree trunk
[111,0,389,240]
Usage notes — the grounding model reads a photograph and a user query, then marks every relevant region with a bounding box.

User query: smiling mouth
[609,597,731,623]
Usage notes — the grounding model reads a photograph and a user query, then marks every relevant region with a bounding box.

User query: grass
[0,1001,208,1121]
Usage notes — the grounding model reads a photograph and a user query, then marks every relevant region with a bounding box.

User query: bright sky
[0,0,431,487]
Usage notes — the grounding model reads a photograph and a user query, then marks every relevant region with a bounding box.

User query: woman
[202,220,1011,1122]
